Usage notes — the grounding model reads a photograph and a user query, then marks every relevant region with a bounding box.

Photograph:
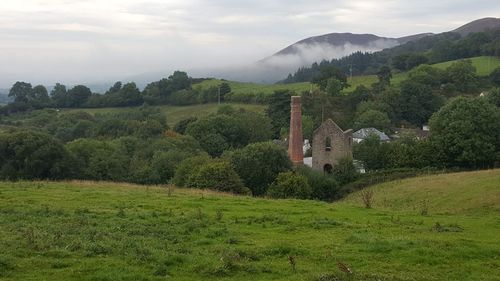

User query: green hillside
[195,56,500,94]
[433,56,500,76]
[1,169,499,281]
[344,169,500,215]
[194,79,316,95]
[66,103,266,127]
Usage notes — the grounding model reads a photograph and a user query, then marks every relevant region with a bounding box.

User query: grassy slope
[432,56,500,76]
[344,169,500,215]
[0,170,499,281]
[66,103,266,127]
[194,79,316,95]
[197,56,500,94]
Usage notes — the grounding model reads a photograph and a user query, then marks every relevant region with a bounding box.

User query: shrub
[267,172,312,199]
[229,142,292,196]
[187,160,250,195]
[296,166,339,201]
[172,155,211,187]
[332,158,359,186]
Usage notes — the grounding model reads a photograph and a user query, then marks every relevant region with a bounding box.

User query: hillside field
[0,169,499,281]
[196,56,500,94]
[65,103,266,127]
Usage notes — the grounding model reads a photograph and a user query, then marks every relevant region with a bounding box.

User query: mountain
[225,32,429,83]
[452,17,500,36]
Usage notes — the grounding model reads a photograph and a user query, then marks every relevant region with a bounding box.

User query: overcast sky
[0,0,499,88]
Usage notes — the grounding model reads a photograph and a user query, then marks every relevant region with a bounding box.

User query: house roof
[352,128,390,141]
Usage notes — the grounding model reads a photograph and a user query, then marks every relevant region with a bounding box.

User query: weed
[215,209,223,221]
[288,255,296,272]
[117,208,126,218]
[360,190,374,208]
[337,261,352,274]
[226,237,239,244]
[316,273,340,281]
[23,227,37,249]
[431,222,464,232]
[420,199,429,216]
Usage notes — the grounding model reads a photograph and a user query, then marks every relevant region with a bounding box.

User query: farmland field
[65,103,266,127]
[0,169,499,281]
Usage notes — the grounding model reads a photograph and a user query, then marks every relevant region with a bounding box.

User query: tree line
[283,30,500,83]
[0,71,234,115]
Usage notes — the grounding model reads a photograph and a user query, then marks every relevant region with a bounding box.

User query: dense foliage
[283,30,500,83]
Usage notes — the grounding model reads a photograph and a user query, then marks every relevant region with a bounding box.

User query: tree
[187,160,250,195]
[66,85,92,107]
[333,158,358,186]
[266,90,292,138]
[376,66,392,85]
[8,82,33,103]
[429,96,500,168]
[296,166,339,201]
[490,67,500,87]
[267,171,312,199]
[50,83,67,107]
[173,155,211,187]
[173,117,198,134]
[219,82,231,101]
[66,139,128,181]
[353,109,391,131]
[0,131,74,180]
[312,65,348,91]
[32,85,50,107]
[107,81,122,94]
[228,142,292,196]
[444,60,479,93]
[185,114,249,157]
[399,80,443,126]
[353,135,391,171]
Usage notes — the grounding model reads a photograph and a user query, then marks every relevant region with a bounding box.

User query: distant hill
[265,32,431,59]
[0,89,12,104]
[452,17,500,36]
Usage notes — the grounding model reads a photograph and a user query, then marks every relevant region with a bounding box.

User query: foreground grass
[1,170,499,280]
[66,103,266,127]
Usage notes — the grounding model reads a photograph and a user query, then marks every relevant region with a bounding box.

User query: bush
[187,160,250,195]
[0,131,75,180]
[332,158,359,186]
[173,155,211,187]
[267,172,312,199]
[228,142,292,196]
[296,166,339,201]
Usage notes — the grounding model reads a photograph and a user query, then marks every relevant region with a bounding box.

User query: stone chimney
[288,96,303,166]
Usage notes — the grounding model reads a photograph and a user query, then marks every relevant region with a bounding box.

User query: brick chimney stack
[288,96,303,166]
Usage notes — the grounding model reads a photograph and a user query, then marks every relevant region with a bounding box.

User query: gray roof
[353,128,390,141]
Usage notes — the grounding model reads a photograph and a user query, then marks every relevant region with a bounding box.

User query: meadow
[196,56,500,94]
[0,169,499,281]
[66,103,266,128]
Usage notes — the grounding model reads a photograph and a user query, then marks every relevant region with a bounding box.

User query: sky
[0,0,499,88]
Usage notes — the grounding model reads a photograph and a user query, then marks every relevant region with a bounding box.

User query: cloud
[0,0,499,87]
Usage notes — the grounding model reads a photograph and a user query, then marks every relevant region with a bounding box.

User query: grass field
[194,79,316,95]
[0,169,499,281]
[66,103,266,127]
[433,56,500,76]
[195,56,500,94]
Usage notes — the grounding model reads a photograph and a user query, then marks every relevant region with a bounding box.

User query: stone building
[312,119,353,173]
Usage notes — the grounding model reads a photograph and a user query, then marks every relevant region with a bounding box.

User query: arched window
[325,136,332,151]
